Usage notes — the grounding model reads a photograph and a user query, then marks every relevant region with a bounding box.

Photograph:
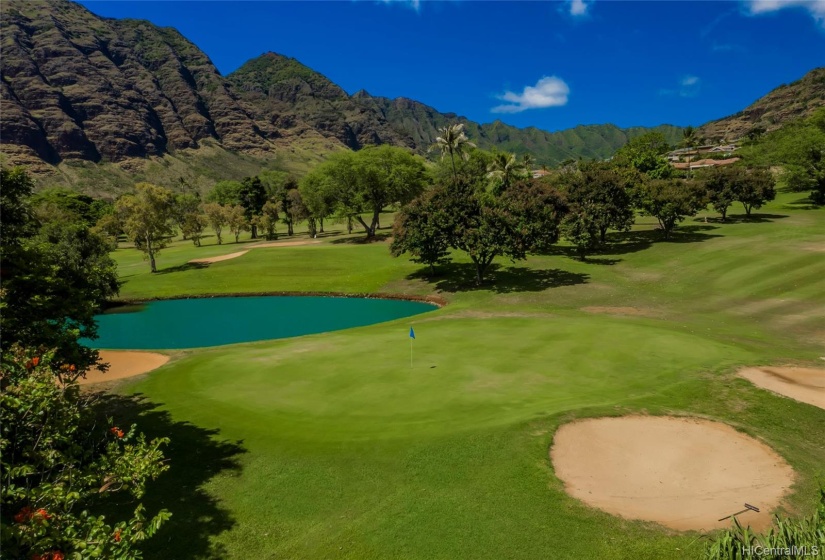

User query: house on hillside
[672,157,740,170]
[532,169,551,179]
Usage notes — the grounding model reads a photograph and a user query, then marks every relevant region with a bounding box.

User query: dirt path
[739,367,825,410]
[550,416,794,532]
[78,351,169,385]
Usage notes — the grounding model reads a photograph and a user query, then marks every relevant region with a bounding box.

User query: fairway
[105,193,824,560]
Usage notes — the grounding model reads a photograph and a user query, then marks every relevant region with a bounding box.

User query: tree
[429,123,476,180]
[206,180,244,206]
[486,151,527,194]
[390,188,452,276]
[173,193,201,240]
[115,183,175,273]
[312,152,361,234]
[0,167,119,371]
[352,145,427,238]
[1,347,170,559]
[30,188,112,227]
[636,178,706,239]
[735,167,776,216]
[285,189,309,236]
[699,165,740,221]
[299,173,335,236]
[561,210,599,260]
[564,162,635,243]
[225,204,248,243]
[258,200,280,240]
[181,213,207,247]
[202,202,228,245]
[395,178,566,284]
[239,176,268,239]
[522,153,535,172]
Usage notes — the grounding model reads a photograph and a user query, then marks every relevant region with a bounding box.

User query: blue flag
[409,326,415,339]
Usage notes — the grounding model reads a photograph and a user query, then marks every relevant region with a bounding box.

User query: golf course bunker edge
[550,416,795,532]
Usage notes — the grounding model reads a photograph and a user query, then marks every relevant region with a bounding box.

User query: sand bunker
[78,351,169,385]
[189,250,248,264]
[739,367,825,410]
[581,306,660,318]
[550,416,794,531]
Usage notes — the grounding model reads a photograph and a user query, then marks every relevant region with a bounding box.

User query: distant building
[532,169,551,179]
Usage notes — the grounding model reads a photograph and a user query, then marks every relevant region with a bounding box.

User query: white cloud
[569,0,590,17]
[659,75,702,98]
[745,0,825,26]
[377,0,421,11]
[492,76,570,114]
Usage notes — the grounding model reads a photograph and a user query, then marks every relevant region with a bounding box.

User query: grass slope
[106,192,824,560]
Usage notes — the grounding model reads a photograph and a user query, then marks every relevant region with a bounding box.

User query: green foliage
[30,187,113,227]
[740,108,825,204]
[1,347,170,559]
[206,180,244,206]
[735,168,777,216]
[225,204,248,243]
[486,151,528,194]
[0,167,119,371]
[257,200,280,240]
[115,183,176,272]
[563,162,636,244]
[636,178,706,239]
[391,188,452,276]
[180,212,207,247]
[704,488,824,560]
[202,202,227,245]
[613,131,674,179]
[699,166,741,220]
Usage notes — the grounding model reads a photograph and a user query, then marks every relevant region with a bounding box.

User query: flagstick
[410,334,413,368]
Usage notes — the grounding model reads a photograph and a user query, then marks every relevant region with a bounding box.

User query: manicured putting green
[133,315,754,441]
[91,296,437,349]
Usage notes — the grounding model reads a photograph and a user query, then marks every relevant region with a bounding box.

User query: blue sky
[78,0,825,132]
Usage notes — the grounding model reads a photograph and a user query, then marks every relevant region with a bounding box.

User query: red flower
[113,528,122,542]
[33,508,51,522]
[51,552,65,560]
[68,364,76,372]
[31,356,40,367]
[25,360,34,370]
[15,506,33,523]
[110,427,124,438]
[31,554,44,560]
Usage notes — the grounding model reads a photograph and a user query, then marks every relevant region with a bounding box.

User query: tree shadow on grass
[155,262,209,275]
[329,232,392,244]
[92,393,246,560]
[410,262,589,293]
[699,213,789,224]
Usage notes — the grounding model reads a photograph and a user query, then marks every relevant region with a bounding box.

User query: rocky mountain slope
[699,67,825,142]
[1,0,822,188]
[227,52,683,163]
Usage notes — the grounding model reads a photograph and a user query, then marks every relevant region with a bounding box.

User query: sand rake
[718,503,760,522]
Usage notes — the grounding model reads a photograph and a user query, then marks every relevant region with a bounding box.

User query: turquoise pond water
[89,296,437,350]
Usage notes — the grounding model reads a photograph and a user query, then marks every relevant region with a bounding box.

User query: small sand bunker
[739,367,825,410]
[189,250,248,264]
[79,351,169,385]
[550,416,794,531]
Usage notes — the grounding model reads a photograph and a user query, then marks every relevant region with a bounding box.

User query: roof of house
[671,157,740,169]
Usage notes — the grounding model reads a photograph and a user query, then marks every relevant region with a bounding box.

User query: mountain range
[1,0,823,194]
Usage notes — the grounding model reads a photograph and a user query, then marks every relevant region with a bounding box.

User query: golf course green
[105,193,824,560]
[92,296,437,349]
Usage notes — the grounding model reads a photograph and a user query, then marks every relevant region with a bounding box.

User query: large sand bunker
[187,239,323,264]
[739,367,825,410]
[78,351,169,385]
[550,416,794,531]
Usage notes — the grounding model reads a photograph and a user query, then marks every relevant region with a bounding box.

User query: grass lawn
[103,192,825,559]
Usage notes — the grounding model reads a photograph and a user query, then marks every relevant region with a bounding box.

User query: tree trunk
[319,217,325,234]
[251,224,258,239]
[599,226,608,243]
[356,215,374,238]
[429,263,435,277]
[369,208,381,236]
[450,152,457,181]
[287,220,294,236]
[720,207,727,221]
[347,216,353,234]
[235,232,240,243]
[743,202,752,216]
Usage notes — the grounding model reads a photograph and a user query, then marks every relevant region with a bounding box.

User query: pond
[90,296,437,349]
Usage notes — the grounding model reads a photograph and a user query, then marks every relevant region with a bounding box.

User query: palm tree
[486,151,527,194]
[522,153,535,175]
[429,123,476,180]
[681,126,701,178]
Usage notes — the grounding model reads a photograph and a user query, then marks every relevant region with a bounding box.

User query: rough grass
[104,192,825,560]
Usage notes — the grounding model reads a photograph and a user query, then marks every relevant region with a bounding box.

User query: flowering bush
[1,346,171,558]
